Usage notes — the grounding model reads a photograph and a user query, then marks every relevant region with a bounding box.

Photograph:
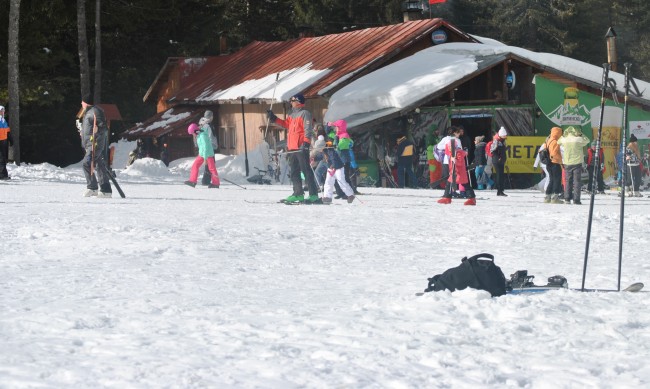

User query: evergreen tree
[0,0,649,165]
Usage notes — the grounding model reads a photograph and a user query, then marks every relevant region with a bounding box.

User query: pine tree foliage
[0,0,649,165]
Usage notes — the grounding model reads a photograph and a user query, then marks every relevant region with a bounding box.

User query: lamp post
[605,27,617,72]
[240,96,249,176]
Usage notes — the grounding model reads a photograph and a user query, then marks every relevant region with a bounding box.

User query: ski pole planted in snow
[616,62,633,291]
[582,63,613,291]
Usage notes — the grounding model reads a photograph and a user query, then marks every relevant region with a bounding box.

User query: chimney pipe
[401,1,422,22]
[605,27,617,72]
[219,34,228,55]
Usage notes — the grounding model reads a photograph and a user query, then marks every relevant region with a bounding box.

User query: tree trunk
[8,0,21,165]
[94,0,101,104]
[78,0,91,99]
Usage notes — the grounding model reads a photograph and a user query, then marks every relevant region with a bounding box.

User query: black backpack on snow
[423,253,507,297]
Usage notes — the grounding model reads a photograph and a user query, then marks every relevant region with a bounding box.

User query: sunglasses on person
[290,98,299,102]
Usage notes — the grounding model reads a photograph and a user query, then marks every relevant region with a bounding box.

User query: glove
[76,120,82,131]
[301,142,310,151]
[266,110,277,122]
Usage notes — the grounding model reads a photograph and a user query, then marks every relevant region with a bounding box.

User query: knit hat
[203,110,214,122]
[630,134,638,142]
[475,135,485,142]
[498,127,507,137]
[314,135,326,151]
[82,92,94,105]
[290,93,305,104]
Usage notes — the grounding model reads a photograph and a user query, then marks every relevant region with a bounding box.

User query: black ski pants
[0,139,9,178]
[545,162,563,196]
[289,149,318,197]
[587,165,604,192]
[493,163,505,193]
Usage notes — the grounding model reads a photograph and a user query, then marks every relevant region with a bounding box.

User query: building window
[218,126,236,150]
[218,127,226,149]
[229,127,236,149]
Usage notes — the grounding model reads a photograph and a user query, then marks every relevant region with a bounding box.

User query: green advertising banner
[535,75,650,179]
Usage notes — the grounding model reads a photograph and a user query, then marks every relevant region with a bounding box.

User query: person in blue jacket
[0,105,13,180]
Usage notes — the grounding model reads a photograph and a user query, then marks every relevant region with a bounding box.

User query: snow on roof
[325,42,650,128]
[125,107,193,138]
[195,65,331,103]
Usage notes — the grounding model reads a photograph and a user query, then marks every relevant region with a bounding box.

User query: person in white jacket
[533,143,550,192]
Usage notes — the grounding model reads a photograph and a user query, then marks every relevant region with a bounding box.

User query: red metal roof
[172,19,477,103]
[97,104,122,122]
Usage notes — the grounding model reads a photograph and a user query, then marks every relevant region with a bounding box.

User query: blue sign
[506,70,516,90]
[431,30,448,45]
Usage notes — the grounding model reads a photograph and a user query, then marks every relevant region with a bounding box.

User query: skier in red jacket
[267,93,321,204]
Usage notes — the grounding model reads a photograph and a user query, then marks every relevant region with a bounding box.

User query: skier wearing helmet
[184,119,221,189]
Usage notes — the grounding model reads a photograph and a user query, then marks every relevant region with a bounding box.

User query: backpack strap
[461,253,495,291]
[463,253,494,262]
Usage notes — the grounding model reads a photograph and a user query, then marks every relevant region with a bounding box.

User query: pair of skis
[506,282,644,295]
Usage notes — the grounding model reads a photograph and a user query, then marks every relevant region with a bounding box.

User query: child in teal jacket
[185,122,221,188]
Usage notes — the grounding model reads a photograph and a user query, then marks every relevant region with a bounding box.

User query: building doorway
[450,115,493,164]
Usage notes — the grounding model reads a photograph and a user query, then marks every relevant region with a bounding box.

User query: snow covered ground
[2,152,650,388]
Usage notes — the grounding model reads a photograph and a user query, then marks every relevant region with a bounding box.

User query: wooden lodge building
[123,9,650,187]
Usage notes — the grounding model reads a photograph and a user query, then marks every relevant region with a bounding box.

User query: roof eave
[143,58,182,104]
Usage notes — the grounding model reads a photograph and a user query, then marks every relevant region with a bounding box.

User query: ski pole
[617,62,634,291]
[221,177,247,190]
[464,152,473,188]
[263,73,280,140]
[101,164,126,198]
[582,63,612,291]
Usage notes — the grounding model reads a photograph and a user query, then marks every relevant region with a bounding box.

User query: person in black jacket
[490,127,508,196]
[473,135,493,190]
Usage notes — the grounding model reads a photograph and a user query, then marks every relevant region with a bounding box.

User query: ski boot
[304,194,323,204]
[283,194,305,204]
